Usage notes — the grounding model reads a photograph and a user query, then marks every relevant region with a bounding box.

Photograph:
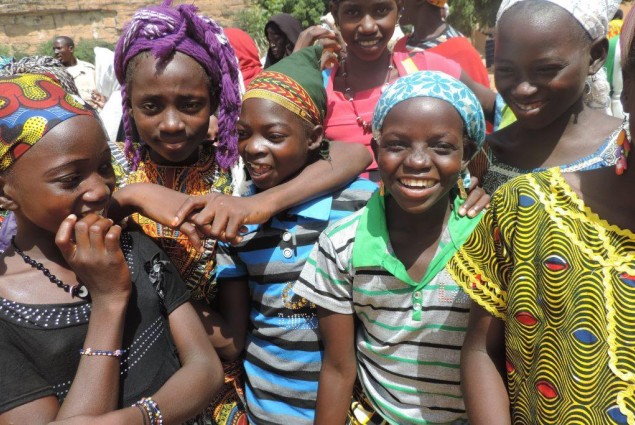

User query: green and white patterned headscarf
[372,71,486,157]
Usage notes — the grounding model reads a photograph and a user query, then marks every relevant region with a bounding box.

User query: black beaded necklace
[11,237,89,300]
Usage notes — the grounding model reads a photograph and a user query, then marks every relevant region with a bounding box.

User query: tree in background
[232,0,329,54]
[446,0,501,35]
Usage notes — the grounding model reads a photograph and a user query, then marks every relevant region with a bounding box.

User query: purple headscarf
[114,0,241,170]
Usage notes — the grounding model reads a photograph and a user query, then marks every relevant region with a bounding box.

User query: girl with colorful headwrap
[0,73,223,424]
[111,1,372,423]
[475,0,630,194]
[294,70,486,425]
[453,3,635,423]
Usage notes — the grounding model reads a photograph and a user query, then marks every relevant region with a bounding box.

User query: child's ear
[307,125,325,152]
[0,175,18,211]
[370,138,380,163]
[589,36,609,76]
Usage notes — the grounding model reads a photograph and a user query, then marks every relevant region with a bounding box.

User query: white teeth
[359,40,378,47]
[248,162,272,175]
[516,102,542,111]
[400,179,435,188]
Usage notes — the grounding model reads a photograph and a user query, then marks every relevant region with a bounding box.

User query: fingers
[179,221,204,253]
[104,223,122,253]
[173,194,218,226]
[56,214,78,260]
[459,187,490,218]
[87,216,114,252]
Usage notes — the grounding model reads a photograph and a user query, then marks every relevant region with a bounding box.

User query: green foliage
[34,37,115,64]
[231,0,330,53]
[447,0,502,34]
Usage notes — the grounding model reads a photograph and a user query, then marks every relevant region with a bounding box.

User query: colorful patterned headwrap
[497,0,621,40]
[0,73,96,172]
[427,0,448,7]
[372,71,485,155]
[244,45,326,127]
[114,0,241,171]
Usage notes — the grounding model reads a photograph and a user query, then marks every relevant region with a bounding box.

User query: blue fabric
[215,178,376,425]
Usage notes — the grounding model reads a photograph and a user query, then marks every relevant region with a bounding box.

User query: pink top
[324,51,462,173]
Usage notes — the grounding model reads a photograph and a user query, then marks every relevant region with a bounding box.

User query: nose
[403,146,432,171]
[514,80,538,97]
[82,173,113,207]
[359,14,378,34]
[240,136,267,159]
[159,107,185,133]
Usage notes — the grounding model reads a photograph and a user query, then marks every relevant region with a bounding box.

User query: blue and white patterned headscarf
[372,71,486,157]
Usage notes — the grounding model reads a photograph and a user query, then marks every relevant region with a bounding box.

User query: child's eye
[343,7,360,17]
[268,134,286,143]
[237,129,249,140]
[431,142,457,154]
[182,101,204,112]
[535,65,563,75]
[58,175,82,189]
[376,6,391,16]
[99,161,114,176]
[382,140,407,152]
[140,103,160,114]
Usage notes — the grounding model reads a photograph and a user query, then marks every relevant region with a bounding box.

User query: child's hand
[459,177,490,218]
[55,214,131,304]
[174,193,275,245]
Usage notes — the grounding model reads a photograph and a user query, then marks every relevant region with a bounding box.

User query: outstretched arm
[174,140,372,244]
[314,307,357,425]
[461,301,510,425]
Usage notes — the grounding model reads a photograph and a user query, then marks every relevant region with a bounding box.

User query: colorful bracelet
[79,347,126,357]
[135,403,149,425]
[133,397,163,425]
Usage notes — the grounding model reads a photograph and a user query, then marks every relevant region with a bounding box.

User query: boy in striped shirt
[294,71,487,425]
[214,45,376,425]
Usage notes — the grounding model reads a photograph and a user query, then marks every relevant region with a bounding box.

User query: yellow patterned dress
[448,168,635,425]
[112,142,248,425]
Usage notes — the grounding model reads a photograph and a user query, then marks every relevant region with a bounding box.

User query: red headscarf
[224,28,263,87]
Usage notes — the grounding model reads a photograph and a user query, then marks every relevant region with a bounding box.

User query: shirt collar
[352,191,482,285]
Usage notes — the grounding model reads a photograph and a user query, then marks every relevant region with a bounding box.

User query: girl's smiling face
[376,97,466,214]
[331,0,402,62]
[237,98,322,191]
[494,7,598,129]
[128,52,212,165]
[1,116,115,234]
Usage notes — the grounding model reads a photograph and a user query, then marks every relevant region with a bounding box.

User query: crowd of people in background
[1,0,634,424]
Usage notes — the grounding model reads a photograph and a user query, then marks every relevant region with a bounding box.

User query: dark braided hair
[114,0,241,171]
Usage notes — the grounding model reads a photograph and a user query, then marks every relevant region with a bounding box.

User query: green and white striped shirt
[296,193,477,425]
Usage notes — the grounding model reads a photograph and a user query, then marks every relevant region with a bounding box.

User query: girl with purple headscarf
[110,1,372,423]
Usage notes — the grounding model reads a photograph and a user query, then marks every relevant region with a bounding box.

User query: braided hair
[114,0,241,171]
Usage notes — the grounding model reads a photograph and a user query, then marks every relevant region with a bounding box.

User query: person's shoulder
[333,177,378,199]
[76,59,95,70]
[322,207,365,244]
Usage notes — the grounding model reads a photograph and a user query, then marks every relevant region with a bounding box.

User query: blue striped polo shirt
[215,178,376,425]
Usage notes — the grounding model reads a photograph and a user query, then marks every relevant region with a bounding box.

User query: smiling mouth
[399,178,436,189]
[513,101,545,112]
[247,162,273,177]
[357,39,382,48]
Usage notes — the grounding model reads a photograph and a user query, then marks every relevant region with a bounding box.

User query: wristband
[79,347,126,357]
[133,397,163,425]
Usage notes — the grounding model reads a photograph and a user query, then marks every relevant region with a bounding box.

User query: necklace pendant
[75,285,90,299]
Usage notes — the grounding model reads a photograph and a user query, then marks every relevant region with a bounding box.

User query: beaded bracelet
[79,347,126,357]
[133,397,163,425]
[134,403,149,425]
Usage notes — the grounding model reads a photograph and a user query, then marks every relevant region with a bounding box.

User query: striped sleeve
[215,241,248,281]
[447,185,517,321]
[295,215,359,315]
